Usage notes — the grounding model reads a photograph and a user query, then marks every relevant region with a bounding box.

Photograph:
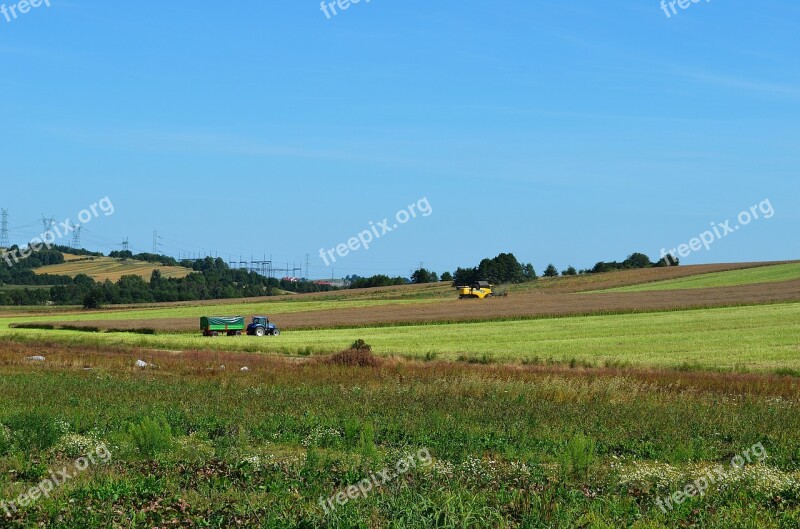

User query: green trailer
[200,316,245,337]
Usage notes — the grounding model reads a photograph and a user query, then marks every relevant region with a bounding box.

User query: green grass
[599,262,800,292]
[4,302,799,372]
[0,360,798,527]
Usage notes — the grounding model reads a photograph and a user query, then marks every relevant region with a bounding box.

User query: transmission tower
[71,226,82,249]
[152,231,162,254]
[120,238,129,252]
[40,214,56,233]
[0,209,9,248]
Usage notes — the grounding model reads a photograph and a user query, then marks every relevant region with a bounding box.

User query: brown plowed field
[36,276,800,333]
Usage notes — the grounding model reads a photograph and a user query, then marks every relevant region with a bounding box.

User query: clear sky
[1,1,798,278]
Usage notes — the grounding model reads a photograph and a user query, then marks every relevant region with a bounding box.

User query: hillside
[34,254,193,282]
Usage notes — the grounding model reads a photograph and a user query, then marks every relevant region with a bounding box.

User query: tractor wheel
[255,327,266,337]
[272,329,281,337]
[212,331,219,337]
[235,330,242,336]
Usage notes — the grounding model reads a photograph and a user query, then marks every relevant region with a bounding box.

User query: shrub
[128,417,174,458]
[558,433,596,477]
[350,339,372,352]
[325,348,381,368]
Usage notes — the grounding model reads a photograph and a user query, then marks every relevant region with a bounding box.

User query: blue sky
[1,1,798,278]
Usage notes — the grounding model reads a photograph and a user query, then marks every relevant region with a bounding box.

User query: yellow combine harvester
[457,281,493,299]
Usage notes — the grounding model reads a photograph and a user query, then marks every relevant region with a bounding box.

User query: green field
[3,302,799,373]
[2,262,800,527]
[600,263,800,292]
[0,347,798,528]
[0,297,439,325]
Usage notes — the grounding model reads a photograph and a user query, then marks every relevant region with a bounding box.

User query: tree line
[0,253,338,307]
[0,246,679,306]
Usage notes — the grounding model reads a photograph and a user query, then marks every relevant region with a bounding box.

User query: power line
[0,209,9,248]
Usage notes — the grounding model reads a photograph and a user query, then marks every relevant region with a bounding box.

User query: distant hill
[34,254,192,282]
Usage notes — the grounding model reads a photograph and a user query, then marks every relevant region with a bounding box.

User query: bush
[350,339,372,352]
[128,417,174,458]
[325,347,381,368]
[558,433,596,477]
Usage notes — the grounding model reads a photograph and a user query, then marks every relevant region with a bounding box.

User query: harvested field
[507,260,796,293]
[34,256,192,282]
[51,276,800,332]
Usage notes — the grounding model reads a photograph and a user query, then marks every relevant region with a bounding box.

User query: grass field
[35,256,192,282]
[3,302,799,372]
[0,298,441,330]
[1,261,799,527]
[600,262,800,293]
[0,342,798,528]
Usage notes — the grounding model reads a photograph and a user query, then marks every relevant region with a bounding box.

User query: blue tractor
[246,316,280,337]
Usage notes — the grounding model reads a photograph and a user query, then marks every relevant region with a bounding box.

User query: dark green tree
[411,268,438,284]
[623,253,652,269]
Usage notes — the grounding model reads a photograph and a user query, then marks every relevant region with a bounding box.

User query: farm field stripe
[597,263,800,293]
[2,302,799,372]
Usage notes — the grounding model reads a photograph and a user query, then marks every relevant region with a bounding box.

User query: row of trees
[452,253,536,285]
[347,253,537,291]
[0,255,339,307]
[347,275,408,289]
[355,250,680,290]
[108,250,180,267]
[539,252,680,278]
